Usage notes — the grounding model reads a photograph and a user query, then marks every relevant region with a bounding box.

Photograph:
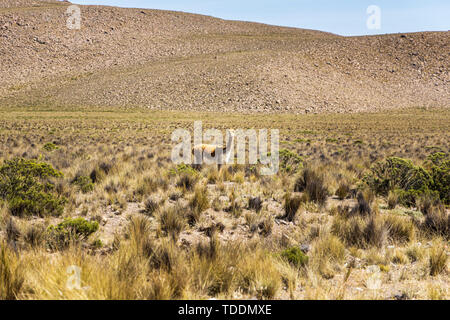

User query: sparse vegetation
[0,109,448,300]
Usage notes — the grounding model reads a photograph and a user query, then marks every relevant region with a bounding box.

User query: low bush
[278,149,303,173]
[71,175,94,193]
[47,217,99,249]
[281,247,309,268]
[365,156,449,206]
[0,158,66,217]
[365,157,432,195]
[43,142,59,152]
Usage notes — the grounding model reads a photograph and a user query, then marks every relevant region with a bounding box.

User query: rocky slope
[0,0,449,113]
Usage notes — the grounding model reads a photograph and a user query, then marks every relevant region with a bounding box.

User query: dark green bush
[71,175,94,193]
[281,247,309,268]
[47,217,99,249]
[365,156,449,206]
[365,157,433,195]
[0,158,66,217]
[42,142,59,152]
[428,154,449,205]
[169,163,198,176]
[279,149,303,173]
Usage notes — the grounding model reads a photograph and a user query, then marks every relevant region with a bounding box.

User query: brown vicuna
[192,130,235,171]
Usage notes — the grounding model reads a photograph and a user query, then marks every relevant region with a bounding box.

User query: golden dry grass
[0,107,448,300]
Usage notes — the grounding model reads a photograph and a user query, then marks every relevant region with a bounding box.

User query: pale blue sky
[70,0,450,36]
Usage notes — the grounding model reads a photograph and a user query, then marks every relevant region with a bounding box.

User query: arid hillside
[0,0,449,113]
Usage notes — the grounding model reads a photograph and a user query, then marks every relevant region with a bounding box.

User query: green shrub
[0,158,66,217]
[365,156,449,206]
[169,164,198,176]
[278,149,303,173]
[394,189,439,207]
[428,154,450,205]
[47,217,99,249]
[365,157,433,196]
[281,247,309,268]
[71,175,94,193]
[42,142,59,152]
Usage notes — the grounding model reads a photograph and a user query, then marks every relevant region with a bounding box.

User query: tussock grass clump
[176,174,198,191]
[159,205,186,241]
[406,244,425,262]
[363,216,388,248]
[225,189,242,217]
[195,235,220,261]
[189,186,209,216]
[23,223,46,248]
[391,249,409,264]
[429,243,448,276]
[142,197,159,216]
[0,242,24,300]
[336,181,350,200]
[244,213,259,233]
[248,196,262,213]
[294,167,328,206]
[387,190,399,209]
[332,214,388,248]
[127,215,152,256]
[134,176,159,199]
[351,190,374,216]
[311,234,346,278]
[89,161,113,183]
[258,216,273,237]
[6,217,20,244]
[282,192,302,222]
[422,207,449,239]
[206,167,220,184]
[416,193,441,215]
[312,235,346,264]
[383,214,416,243]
